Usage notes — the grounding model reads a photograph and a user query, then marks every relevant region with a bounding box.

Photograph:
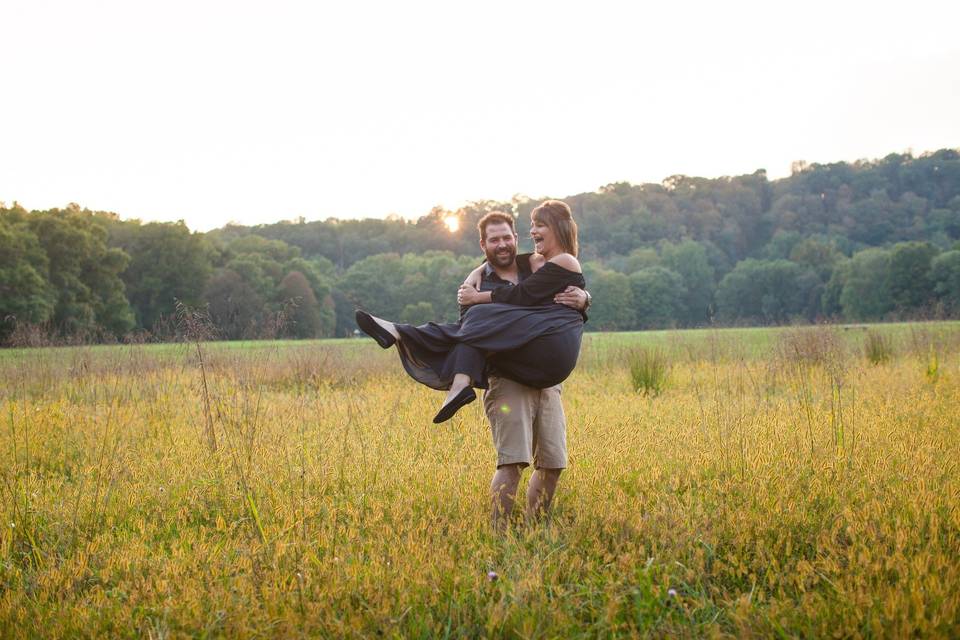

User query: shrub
[863,330,893,365]
[629,347,670,396]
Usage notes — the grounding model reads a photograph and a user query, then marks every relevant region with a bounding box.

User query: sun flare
[444,216,460,233]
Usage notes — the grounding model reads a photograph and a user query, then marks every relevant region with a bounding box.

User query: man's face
[480,221,518,269]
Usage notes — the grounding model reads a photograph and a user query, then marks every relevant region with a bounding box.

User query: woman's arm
[487,255,584,306]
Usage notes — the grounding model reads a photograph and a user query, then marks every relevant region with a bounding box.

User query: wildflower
[667,588,677,597]
[487,571,499,582]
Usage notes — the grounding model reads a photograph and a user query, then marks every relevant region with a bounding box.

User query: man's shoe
[355,309,397,348]
[433,387,477,424]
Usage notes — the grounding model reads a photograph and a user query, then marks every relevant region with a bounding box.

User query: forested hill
[3,149,960,342]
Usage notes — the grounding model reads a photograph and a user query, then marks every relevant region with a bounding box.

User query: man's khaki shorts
[483,376,568,470]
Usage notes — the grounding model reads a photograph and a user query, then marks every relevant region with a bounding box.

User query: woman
[356,200,585,423]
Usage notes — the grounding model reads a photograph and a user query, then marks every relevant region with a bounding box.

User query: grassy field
[1,323,959,637]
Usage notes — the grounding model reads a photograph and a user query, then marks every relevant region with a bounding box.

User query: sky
[1,0,959,231]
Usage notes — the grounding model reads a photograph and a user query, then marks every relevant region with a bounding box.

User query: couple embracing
[356,200,590,531]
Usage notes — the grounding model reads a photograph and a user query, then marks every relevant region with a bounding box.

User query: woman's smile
[531,219,555,255]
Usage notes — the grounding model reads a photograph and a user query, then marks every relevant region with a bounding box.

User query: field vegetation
[1,323,959,637]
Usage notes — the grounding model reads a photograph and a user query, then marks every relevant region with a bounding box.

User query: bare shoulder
[548,253,582,273]
[529,253,547,272]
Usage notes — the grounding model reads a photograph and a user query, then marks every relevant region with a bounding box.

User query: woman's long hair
[531,200,578,257]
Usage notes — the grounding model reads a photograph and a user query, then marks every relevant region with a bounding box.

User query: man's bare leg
[490,464,523,533]
[526,468,561,524]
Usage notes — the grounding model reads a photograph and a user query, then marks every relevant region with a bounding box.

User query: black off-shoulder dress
[393,261,585,390]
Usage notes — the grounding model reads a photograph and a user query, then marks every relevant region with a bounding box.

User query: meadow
[1,323,959,638]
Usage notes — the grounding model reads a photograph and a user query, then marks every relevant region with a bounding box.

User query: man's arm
[463,264,485,289]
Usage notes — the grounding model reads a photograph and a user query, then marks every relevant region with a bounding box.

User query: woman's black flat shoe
[433,387,477,424]
[355,309,397,348]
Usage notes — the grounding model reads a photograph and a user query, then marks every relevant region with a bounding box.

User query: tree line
[2,148,959,343]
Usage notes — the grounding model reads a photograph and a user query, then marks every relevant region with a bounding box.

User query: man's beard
[485,245,517,269]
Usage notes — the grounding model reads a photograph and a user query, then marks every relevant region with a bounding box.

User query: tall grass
[1,325,959,637]
[863,330,894,364]
[628,347,671,396]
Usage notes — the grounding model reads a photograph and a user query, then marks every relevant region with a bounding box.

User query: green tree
[0,212,56,335]
[226,253,284,302]
[789,236,844,281]
[400,302,436,326]
[224,235,337,336]
[821,258,850,318]
[628,267,686,329]
[839,248,893,321]
[931,250,960,311]
[278,271,322,339]
[112,221,212,330]
[761,230,803,259]
[338,253,407,321]
[27,207,135,336]
[204,269,264,340]
[659,240,715,325]
[398,252,478,322]
[716,259,816,323]
[229,235,301,263]
[888,241,939,312]
[583,264,635,330]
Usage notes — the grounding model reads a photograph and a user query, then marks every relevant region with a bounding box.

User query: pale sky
[2,0,959,231]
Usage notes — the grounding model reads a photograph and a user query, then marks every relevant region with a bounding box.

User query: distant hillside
[2,148,959,342]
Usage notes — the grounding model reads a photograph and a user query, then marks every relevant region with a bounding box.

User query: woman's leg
[433,343,487,422]
[445,373,472,403]
[369,314,400,341]
[486,329,582,389]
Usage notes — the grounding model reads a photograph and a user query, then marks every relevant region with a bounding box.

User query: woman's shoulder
[527,252,546,272]
[546,253,581,274]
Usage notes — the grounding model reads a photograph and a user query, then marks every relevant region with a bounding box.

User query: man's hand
[458,284,484,307]
[554,286,589,311]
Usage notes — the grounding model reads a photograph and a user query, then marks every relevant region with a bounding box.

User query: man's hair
[531,200,578,257]
[477,211,517,241]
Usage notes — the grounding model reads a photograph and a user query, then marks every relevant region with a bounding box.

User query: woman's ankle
[372,316,399,340]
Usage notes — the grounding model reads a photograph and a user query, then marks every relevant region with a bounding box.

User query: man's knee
[493,463,524,484]
[490,464,521,493]
[535,467,562,480]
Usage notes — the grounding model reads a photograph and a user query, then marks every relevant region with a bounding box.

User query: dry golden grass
[1,326,959,638]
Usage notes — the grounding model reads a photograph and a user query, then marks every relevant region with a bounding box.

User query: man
[459,211,590,532]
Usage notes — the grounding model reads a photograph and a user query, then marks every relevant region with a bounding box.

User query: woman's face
[530,215,557,255]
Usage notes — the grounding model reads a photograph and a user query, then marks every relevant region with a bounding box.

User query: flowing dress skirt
[394,303,584,390]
